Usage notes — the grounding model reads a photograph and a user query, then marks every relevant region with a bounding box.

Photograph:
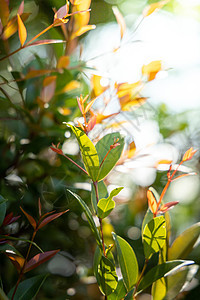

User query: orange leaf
[25,69,53,80]
[147,189,157,214]
[57,56,70,69]
[85,97,97,114]
[53,18,69,27]
[38,210,69,229]
[58,80,80,94]
[0,0,10,27]
[5,252,25,273]
[2,13,30,40]
[155,159,173,168]
[58,107,71,116]
[142,60,162,81]
[159,201,179,213]
[20,207,37,230]
[17,14,27,46]
[87,115,96,132]
[182,147,197,162]
[50,144,63,155]
[71,25,96,39]
[24,250,60,273]
[77,120,85,131]
[41,76,57,103]
[112,6,126,40]
[91,75,108,98]
[143,0,169,18]
[96,113,118,124]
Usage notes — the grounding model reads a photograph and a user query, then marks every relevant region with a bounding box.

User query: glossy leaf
[91,180,108,214]
[96,132,124,181]
[112,233,138,291]
[24,249,59,273]
[38,209,68,229]
[8,274,47,300]
[137,260,194,294]
[17,14,27,46]
[107,279,127,300]
[143,216,166,259]
[168,222,200,260]
[20,207,36,230]
[66,124,99,181]
[67,190,102,249]
[94,246,118,296]
[0,196,7,226]
[97,187,123,219]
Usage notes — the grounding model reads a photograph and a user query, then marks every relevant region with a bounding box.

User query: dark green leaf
[107,279,127,300]
[137,260,194,294]
[96,132,124,181]
[8,274,47,300]
[0,196,6,226]
[94,246,118,296]
[0,287,9,300]
[91,180,108,214]
[112,233,138,292]
[67,189,102,249]
[97,187,123,219]
[143,216,166,259]
[66,124,99,181]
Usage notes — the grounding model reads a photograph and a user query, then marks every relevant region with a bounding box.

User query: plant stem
[11,230,37,300]
[93,181,106,257]
[132,258,148,298]
[62,153,88,175]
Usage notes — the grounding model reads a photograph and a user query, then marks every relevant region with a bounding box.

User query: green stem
[133,258,148,298]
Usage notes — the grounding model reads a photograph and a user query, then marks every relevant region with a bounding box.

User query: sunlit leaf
[182,147,197,162]
[168,222,200,260]
[143,0,169,18]
[8,274,47,300]
[67,190,102,249]
[142,60,162,81]
[91,75,109,98]
[112,6,126,40]
[112,233,138,292]
[18,1,24,15]
[147,189,157,215]
[66,124,99,181]
[94,246,118,296]
[0,0,9,27]
[70,0,83,5]
[126,141,136,159]
[24,250,59,273]
[143,216,166,259]
[2,13,30,40]
[20,207,37,230]
[137,260,194,294]
[121,97,147,111]
[97,187,123,219]
[57,56,70,69]
[87,115,96,132]
[17,14,27,46]
[107,279,127,300]
[91,180,108,214]
[96,132,124,181]
[71,25,96,39]
[58,80,80,94]
[85,97,97,114]
[38,210,68,229]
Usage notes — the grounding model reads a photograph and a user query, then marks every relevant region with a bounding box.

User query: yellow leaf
[121,97,146,111]
[76,0,91,11]
[147,190,157,215]
[57,56,70,69]
[91,75,108,98]
[142,60,162,81]
[112,6,126,40]
[70,0,83,5]
[17,14,27,46]
[58,80,80,94]
[117,81,142,99]
[85,97,97,114]
[41,76,57,103]
[2,13,30,40]
[143,0,169,18]
[71,24,96,39]
[127,141,136,159]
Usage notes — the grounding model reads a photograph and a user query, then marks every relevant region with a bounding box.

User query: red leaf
[50,143,63,155]
[159,201,179,213]
[3,212,20,226]
[182,147,197,162]
[38,210,69,229]
[20,207,37,230]
[147,189,157,214]
[87,115,96,132]
[24,250,59,273]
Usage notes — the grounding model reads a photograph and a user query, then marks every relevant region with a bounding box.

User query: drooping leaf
[112,233,138,292]
[94,246,118,296]
[143,216,166,259]
[38,209,68,229]
[17,14,27,46]
[66,124,99,181]
[8,274,47,300]
[107,279,127,300]
[67,190,102,249]
[0,196,7,226]
[91,180,108,214]
[168,222,200,260]
[137,260,194,294]
[24,249,59,273]
[97,187,123,219]
[96,132,124,181]
[20,207,36,230]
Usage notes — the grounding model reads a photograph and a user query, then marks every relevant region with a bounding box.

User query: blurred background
[0,0,200,299]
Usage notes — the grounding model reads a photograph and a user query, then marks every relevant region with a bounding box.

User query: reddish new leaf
[3,212,20,226]
[147,189,157,215]
[5,252,25,273]
[87,115,96,132]
[159,201,179,213]
[24,250,60,273]
[20,207,37,230]
[50,143,63,155]
[38,210,69,229]
[18,1,24,15]
[182,147,197,162]
[26,39,66,47]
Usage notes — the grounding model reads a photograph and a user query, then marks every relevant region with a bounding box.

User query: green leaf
[0,244,22,256]
[94,246,118,296]
[97,187,123,219]
[67,189,102,249]
[143,216,166,259]
[137,260,194,294]
[91,180,108,214]
[0,287,9,300]
[112,233,138,292]
[107,279,127,300]
[0,196,7,226]
[96,132,124,181]
[66,124,99,181]
[168,222,200,260]
[8,274,47,300]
